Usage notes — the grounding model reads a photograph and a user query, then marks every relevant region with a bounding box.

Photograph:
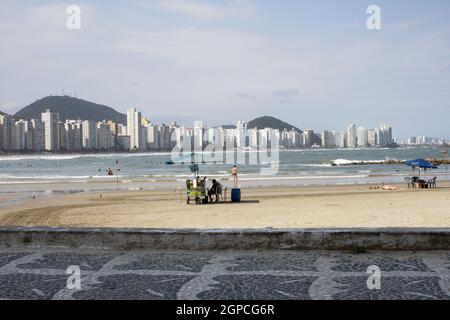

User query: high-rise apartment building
[23,120,34,151]
[378,124,393,146]
[356,127,368,147]
[248,128,259,148]
[303,129,314,147]
[41,109,60,151]
[193,121,204,151]
[0,115,13,151]
[82,120,97,150]
[105,120,118,147]
[59,122,67,150]
[64,120,82,151]
[346,124,357,148]
[127,108,142,150]
[12,120,26,151]
[146,125,160,150]
[333,131,346,148]
[236,120,248,148]
[368,129,377,146]
[96,122,115,150]
[322,130,335,148]
[31,119,45,151]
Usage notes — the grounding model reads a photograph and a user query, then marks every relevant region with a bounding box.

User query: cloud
[277,99,293,105]
[273,89,300,97]
[136,0,257,20]
[153,0,225,19]
[232,92,256,99]
[1,1,450,138]
[390,10,450,31]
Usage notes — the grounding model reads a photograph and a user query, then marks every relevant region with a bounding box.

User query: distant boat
[165,160,175,165]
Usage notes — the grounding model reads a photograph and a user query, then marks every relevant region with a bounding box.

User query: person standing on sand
[231,165,238,187]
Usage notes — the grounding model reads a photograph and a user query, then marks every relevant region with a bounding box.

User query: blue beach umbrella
[404,158,438,173]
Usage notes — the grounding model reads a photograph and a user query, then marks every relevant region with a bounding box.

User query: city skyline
[1,1,450,139]
[2,93,449,143]
[1,106,448,154]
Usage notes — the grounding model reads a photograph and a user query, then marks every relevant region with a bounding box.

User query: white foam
[0,155,83,161]
[0,152,173,161]
[332,159,385,165]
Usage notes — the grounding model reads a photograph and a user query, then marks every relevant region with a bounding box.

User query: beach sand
[0,182,449,228]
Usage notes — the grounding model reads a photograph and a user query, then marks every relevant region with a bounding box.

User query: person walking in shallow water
[231,165,238,187]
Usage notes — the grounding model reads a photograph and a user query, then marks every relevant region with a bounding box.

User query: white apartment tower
[0,115,14,151]
[236,120,248,148]
[82,120,97,150]
[193,121,204,151]
[303,129,314,147]
[12,120,26,151]
[334,131,347,148]
[346,124,357,148]
[368,129,377,146]
[356,127,368,147]
[64,120,82,151]
[41,109,60,151]
[127,108,142,150]
[378,124,393,146]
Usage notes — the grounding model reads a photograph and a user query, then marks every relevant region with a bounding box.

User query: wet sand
[0,182,449,229]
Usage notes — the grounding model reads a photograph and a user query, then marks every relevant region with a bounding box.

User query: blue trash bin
[231,188,241,203]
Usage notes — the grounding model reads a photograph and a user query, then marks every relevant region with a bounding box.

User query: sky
[1,0,450,140]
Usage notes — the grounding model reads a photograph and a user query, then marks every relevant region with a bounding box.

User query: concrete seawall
[0,227,449,250]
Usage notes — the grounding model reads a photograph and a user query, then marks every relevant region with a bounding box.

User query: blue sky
[1,0,449,139]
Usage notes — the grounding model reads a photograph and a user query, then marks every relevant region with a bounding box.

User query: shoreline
[1,171,449,192]
[1,182,449,229]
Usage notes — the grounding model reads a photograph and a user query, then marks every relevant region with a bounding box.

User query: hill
[248,116,301,132]
[0,110,8,116]
[14,96,127,124]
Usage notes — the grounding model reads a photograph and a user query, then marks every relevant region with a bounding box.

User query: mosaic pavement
[0,249,448,300]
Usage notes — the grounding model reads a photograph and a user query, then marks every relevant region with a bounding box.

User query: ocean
[0,146,448,188]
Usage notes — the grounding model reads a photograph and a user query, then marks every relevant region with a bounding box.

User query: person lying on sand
[382,184,398,191]
[369,184,398,190]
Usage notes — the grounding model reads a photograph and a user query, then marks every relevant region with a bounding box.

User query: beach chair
[405,177,420,189]
[428,177,437,189]
[405,177,414,189]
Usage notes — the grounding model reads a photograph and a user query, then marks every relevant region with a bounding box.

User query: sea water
[0,146,448,187]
